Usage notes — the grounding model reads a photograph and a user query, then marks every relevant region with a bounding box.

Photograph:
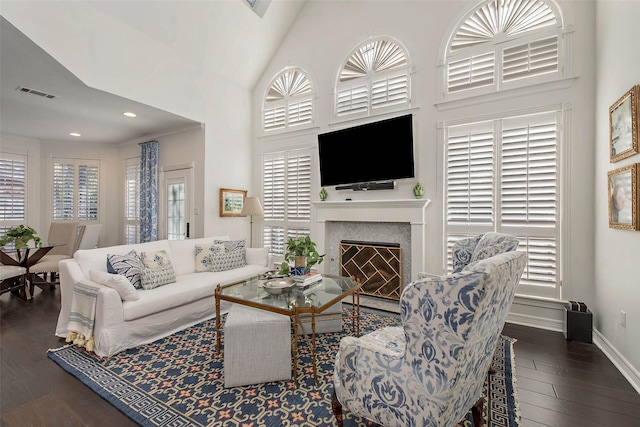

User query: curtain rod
[138,139,158,145]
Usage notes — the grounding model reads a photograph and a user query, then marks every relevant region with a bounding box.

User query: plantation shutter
[286,154,311,221]
[263,105,286,131]
[337,84,369,115]
[446,122,495,224]
[445,111,560,297]
[371,70,409,109]
[53,159,100,222]
[263,155,285,221]
[77,164,99,221]
[288,99,313,127]
[447,52,495,93]
[125,160,140,244]
[262,149,313,256]
[502,36,558,82]
[53,161,76,220]
[0,154,26,233]
[501,112,558,290]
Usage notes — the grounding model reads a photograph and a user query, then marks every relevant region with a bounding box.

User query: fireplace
[313,199,431,288]
[340,240,402,300]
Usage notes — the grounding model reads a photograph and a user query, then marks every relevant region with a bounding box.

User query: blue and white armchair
[450,232,520,274]
[332,250,527,427]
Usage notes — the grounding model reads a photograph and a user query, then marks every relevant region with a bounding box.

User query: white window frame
[336,37,412,119]
[262,68,314,135]
[52,157,100,223]
[437,0,570,105]
[444,109,563,299]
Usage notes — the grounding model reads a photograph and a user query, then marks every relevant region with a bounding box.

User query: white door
[161,166,194,240]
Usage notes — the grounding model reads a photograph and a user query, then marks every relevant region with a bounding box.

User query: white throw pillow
[89,269,140,301]
[246,247,268,267]
[195,244,225,272]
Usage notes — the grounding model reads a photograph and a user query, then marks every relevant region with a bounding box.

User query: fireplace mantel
[313,199,431,280]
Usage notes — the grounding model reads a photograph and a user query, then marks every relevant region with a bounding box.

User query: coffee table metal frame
[215,274,362,385]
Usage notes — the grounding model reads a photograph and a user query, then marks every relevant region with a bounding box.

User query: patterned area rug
[48,308,520,427]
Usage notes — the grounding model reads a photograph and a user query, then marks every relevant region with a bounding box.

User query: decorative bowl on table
[262,278,295,296]
[259,270,289,280]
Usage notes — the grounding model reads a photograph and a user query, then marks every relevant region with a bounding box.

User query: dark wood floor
[1,288,639,427]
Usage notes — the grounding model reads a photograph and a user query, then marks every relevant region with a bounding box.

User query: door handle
[186,222,190,238]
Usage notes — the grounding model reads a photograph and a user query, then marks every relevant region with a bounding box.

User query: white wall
[252,1,596,303]
[595,0,640,387]
[0,3,261,244]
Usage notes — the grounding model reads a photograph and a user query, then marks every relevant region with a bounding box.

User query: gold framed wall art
[608,163,638,230]
[609,85,639,162]
[219,188,247,217]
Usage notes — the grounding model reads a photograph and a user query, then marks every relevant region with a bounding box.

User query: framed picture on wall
[609,84,639,162]
[219,188,247,217]
[608,163,638,230]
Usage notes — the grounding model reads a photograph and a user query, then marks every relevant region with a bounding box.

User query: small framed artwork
[608,163,638,230]
[219,188,247,217]
[609,84,639,162]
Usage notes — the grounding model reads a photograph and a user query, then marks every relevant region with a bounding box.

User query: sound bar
[335,181,395,191]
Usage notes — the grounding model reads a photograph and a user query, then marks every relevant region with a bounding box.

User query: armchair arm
[340,326,406,360]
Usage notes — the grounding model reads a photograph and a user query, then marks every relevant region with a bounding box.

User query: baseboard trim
[593,329,640,394]
[506,311,564,332]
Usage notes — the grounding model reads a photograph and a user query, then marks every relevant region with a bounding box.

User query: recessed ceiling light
[69,132,81,137]
[124,112,137,118]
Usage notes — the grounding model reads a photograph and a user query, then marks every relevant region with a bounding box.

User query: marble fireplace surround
[312,199,431,284]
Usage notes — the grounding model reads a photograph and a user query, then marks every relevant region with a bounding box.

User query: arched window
[336,37,411,116]
[440,0,566,102]
[263,68,313,132]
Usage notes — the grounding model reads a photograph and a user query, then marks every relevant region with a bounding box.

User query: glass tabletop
[219,274,360,313]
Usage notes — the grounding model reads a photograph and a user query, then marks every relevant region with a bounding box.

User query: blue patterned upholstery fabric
[107,250,143,289]
[333,251,527,427]
[452,232,519,273]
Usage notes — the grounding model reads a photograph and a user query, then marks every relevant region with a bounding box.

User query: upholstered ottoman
[223,304,292,387]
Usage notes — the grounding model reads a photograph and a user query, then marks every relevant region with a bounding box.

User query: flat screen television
[318,114,415,188]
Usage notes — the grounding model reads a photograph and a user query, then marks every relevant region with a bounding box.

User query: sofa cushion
[89,269,140,301]
[246,247,268,267]
[195,244,225,272]
[107,250,143,289]
[75,240,172,278]
[140,263,176,290]
[211,239,246,272]
[139,250,172,269]
[169,236,230,276]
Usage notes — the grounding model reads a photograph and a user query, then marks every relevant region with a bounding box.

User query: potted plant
[0,225,42,249]
[280,235,325,275]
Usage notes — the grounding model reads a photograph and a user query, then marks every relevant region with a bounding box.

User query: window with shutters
[337,37,411,117]
[445,110,560,299]
[125,158,140,244]
[0,153,27,239]
[52,158,99,223]
[263,68,313,132]
[440,0,566,103]
[262,150,312,255]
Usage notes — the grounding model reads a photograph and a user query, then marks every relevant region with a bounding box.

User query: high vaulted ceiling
[0,1,305,145]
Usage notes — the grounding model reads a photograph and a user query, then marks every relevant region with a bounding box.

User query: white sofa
[55,236,271,357]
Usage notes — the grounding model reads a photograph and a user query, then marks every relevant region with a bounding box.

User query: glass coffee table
[215,274,362,385]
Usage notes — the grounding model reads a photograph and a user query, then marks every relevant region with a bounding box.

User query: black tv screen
[318,114,415,187]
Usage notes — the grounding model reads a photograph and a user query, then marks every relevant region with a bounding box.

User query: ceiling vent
[15,85,56,99]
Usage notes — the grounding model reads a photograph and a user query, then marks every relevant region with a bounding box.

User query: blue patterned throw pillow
[139,250,176,289]
[210,239,246,272]
[107,250,143,289]
[195,244,225,272]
